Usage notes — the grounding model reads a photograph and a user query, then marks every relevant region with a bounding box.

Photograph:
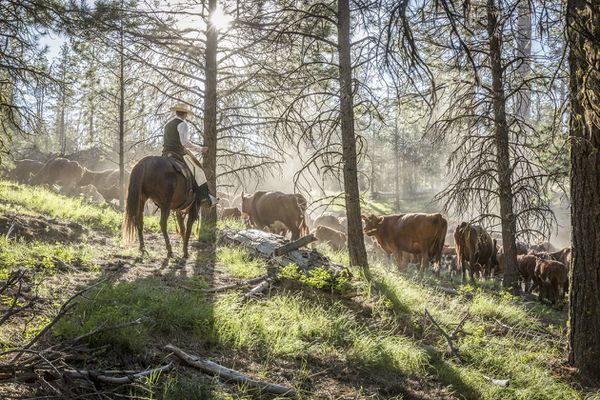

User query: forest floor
[0,180,597,400]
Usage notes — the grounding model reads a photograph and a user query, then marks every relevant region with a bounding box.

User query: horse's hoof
[137,248,149,260]
[182,252,189,259]
[167,251,174,258]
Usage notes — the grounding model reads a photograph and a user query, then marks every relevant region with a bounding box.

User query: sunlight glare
[210,6,232,31]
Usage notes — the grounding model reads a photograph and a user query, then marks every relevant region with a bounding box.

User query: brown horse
[122,156,200,258]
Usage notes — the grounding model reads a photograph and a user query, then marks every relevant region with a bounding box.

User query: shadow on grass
[361,267,413,318]
[50,215,220,399]
[427,355,482,400]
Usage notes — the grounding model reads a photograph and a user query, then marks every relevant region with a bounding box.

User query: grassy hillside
[0,180,596,399]
[0,180,162,234]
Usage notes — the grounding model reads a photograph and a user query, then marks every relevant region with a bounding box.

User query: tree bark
[337,0,368,269]
[516,0,531,123]
[87,46,96,145]
[567,0,600,380]
[58,101,66,155]
[118,10,126,209]
[487,0,519,291]
[201,0,219,233]
[394,115,401,211]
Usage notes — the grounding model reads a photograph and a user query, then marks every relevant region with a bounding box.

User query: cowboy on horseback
[122,102,219,258]
[163,103,217,206]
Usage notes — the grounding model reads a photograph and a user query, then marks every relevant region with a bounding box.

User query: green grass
[0,180,160,234]
[216,246,267,279]
[54,278,212,354]
[217,217,247,232]
[57,278,429,387]
[52,245,586,399]
[162,373,246,400]
[352,261,580,400]
[361,193,396,215]
[0,236,96,278]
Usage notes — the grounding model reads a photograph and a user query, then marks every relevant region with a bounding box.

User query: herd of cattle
[4,159,570,307]
[220,191,570,308]
[4,158,128,204]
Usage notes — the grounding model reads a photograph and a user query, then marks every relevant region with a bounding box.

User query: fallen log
[63,362,173,384]
[165,344,296,397]
[220,229,349,278]
[181,276,269,294]
[274,234,317,256]
[240,277,274,302]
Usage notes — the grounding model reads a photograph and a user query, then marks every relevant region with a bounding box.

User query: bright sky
[39,32,65,62]
[38,1,232,62]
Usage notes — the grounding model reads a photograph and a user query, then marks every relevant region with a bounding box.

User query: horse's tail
[122,161,145,244]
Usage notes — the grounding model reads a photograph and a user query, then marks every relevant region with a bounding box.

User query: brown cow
[30,157,84,194]
[534,258,568,306]
[313,214,346,233]
[453,223,497,283]
[517,241,529,254]
[76,184,105,204]
[495,241,529,275]
[221,207,242,220]
[516,254,538,292]
[549,247,571,294]
[441,246,458,275]
[294,193,308,215]
[241,191,309,240]
[313,225,347,251]
[549,247,571,269]
[8,159,44,183]
[79,168,129,202]
[268,220,288,236]
[362,213,447,273]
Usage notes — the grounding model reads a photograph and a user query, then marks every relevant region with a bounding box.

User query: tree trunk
[567,0,600,380]
[337,0,368,270]
[59,102,66,155]
[487,0,519,291]
[118,11,126,209]
[394,118,400,211]
[516,0,531,123]
[88,46,96,145]
[201,0,219,233]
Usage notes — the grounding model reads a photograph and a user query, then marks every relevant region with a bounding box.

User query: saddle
[163,151,197,211]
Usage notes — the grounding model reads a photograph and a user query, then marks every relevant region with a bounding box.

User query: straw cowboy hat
[170,103,193,115]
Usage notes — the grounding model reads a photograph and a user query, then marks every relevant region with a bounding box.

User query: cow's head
[361,214,383,236]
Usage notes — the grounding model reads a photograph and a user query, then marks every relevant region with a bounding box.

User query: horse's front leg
[160,207,173,258]
[183,206,199,258]
[136,197,148,257]
[176,211,185,237]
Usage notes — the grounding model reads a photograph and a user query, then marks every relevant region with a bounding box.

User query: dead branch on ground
[165,344,296,397]
[424,308,463,365]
